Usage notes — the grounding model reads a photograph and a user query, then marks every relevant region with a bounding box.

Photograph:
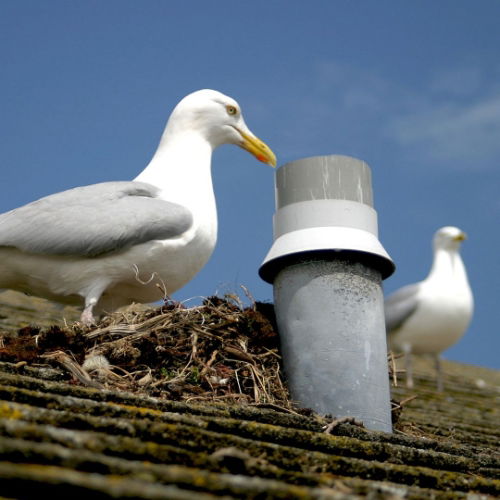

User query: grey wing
[384,283,421,333]
[0,181,193,257]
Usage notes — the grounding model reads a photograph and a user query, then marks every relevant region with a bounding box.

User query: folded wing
[0,181,193,257]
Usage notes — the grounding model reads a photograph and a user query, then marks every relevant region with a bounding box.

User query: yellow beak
[454,232,467,241]
[237,129,277,167]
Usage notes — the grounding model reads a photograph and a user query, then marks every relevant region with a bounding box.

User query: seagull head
[433,226,467,252]
[166,89,277,167]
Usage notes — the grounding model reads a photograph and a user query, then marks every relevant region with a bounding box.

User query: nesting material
[0,296,292,408]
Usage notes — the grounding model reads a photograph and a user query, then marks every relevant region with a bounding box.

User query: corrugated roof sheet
[0,291,499,498]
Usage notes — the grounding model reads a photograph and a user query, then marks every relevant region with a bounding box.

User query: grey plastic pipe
[259,155,395,432]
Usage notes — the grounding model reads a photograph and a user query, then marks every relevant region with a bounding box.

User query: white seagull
[385,226,473,391]
[0,89,276,324]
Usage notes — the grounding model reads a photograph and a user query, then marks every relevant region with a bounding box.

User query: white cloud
[388,93,500,166]
[266,60,500,171]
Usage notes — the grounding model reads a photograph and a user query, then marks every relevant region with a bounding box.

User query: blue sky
[1,1,499,370]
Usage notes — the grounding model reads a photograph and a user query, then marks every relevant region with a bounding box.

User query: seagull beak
[455,232,467,241]
[236,128,277,167]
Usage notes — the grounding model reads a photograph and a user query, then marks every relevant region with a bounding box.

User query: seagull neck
[134,132,215,209]
[427,248,468,285]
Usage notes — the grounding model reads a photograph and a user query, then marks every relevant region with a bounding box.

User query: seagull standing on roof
[0,89,276,324]
[385,226,473,391]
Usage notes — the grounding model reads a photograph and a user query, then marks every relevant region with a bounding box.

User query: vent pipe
[259,155,395,432]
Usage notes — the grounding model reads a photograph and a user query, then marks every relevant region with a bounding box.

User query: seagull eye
[226,105,238,116]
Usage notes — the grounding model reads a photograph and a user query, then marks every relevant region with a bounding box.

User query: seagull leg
[434,354,444,392]
[80,281,109,326]
[80,304,96,325]
[403,344,414,389]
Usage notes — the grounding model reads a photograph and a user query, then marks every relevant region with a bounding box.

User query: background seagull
[0,89,276,324]
[385,226,474,391]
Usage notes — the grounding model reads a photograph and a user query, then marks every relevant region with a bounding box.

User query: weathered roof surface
[0,293,499,499]
[0,290,79,330]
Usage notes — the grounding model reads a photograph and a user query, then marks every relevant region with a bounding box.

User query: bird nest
[0,294,293,410]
